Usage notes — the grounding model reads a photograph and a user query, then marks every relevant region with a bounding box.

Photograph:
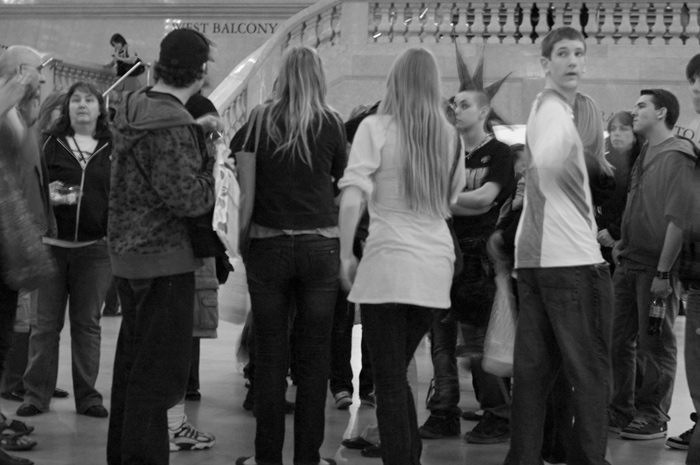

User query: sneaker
[464,412,510,444]
[169,422,215,451]
[360,392,376,408]
[334,391,352,410]
[666,413,697,450]
[620,417,667,440]
[419,414,460,439]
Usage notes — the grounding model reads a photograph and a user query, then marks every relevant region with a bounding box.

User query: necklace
[71,136,93,167]
[464,134,493,160]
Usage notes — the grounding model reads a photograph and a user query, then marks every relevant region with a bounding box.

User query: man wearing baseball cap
[106,29,216,465]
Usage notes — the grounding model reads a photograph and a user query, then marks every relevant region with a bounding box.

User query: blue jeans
[425,316,461,418]
[24,241,111,412]
[505,265,612,465]
[362,303,434,465]
[107,273,194,465]
[0,280,19,394]
[246,235,339,465]
[610,262,679,424]
[684,283,700,465]
[330,288,373,397]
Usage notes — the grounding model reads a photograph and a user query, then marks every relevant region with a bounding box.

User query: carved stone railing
[369,1,700,45]
[48,58,118,95]
[209,0,341,143]
[210,0,700,142]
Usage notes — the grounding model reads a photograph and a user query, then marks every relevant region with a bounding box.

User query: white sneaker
[169,421,216,451]
[334,391,352,410]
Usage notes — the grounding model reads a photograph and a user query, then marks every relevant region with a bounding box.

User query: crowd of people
[0,23,698,465]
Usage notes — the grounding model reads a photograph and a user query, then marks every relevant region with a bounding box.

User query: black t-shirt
[452,137,514,240]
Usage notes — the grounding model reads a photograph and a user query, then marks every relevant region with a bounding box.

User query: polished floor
[3,269,696,465]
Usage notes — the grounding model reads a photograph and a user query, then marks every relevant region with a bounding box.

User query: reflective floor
[3,270,694,465]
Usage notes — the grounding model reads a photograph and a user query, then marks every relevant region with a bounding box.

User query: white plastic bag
[482,269,517,377]
[212,140,241,259]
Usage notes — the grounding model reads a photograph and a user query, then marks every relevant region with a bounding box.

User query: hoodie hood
[664,136,699,164]
[113,87,196,153]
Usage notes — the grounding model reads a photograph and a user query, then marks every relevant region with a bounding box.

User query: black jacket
[43,135,112,242]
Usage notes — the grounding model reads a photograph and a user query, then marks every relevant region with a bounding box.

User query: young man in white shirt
[504,27,613,465]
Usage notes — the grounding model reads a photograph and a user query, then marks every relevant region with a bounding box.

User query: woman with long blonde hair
[338,47,466,465]
[236,45,347,465]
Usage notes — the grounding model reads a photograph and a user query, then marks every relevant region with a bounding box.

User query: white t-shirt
[338,115,466,309]
[515,92,603,269]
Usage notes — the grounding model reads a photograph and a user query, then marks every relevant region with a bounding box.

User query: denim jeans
[610,262,679,424]
[330,288,373,397]
[505,265,612,465]
[23,241,111,413]
[246,235,339,465]
[0,280,19,392]
[107,272,194,465]
[684,283,700,465]
[362,303,434,465]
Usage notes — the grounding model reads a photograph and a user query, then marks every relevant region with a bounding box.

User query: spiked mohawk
[451,43,511,126]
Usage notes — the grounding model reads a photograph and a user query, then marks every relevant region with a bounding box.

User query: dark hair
[687,53,700,82]
[110,33,126,46]
[38,91,66,134]
[541,27,586,59]
[153,61,205,88]
[49,81,111,139]
[606,111,643,167]
[640,88,680,130]
[510,143,525,155]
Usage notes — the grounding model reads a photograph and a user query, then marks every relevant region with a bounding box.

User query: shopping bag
[213,140,240,258]
[482,267,517,377]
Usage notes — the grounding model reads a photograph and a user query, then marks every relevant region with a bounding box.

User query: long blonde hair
[379,47,454,218]
[266,46,333,167]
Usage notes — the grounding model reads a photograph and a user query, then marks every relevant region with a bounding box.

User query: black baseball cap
[159,29,211,69]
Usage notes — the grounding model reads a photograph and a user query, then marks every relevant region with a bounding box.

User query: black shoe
[52,388,69,398]
[0,392,23,403]
[15,405,41,417]
[82,405,108,418]
[419,414,460,439]
[361,444,382,458]
[461,410,484,421]
[341,436,373,450]
[464,412,510,444]
[185,391,201,401]
[0,448,33,465]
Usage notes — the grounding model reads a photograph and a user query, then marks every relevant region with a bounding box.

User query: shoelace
[627,418,650,430]
[679,424,696,442]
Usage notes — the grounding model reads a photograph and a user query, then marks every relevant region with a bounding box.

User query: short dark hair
[110,33,126,46]
[686,53,700,82]
[541,27,586,59]
[153,62,205,88]
[640,89,680,130]
[49,81,111,139]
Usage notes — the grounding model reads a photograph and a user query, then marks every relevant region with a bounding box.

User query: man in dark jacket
[106,29,216,465]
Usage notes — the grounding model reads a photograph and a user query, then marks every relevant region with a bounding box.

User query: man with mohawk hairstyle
[419,43,515,444]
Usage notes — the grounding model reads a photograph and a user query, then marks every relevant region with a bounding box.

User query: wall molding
[0,2,312,19]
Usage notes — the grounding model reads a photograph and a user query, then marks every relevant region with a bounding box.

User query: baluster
[451,3,460,41]
[612,2,624,44]
[595,3,605,43]
[563,2,574,26]
[404,3,414,43]
[434,3,444,43]
[685,2,700,45]
[370,2,382,42]
[529,2,541,44]
[629,2,640,43]
[546,3,556,31]
[514,2,524,43]
[418,3,428,42]
[329,5,340,46]
[388,3,397,43]
[662,2,674,44]
[679,2,690,44]
[466,2,476,43]
[498,2,518,44]
[314,14,322,48]
[579,3,589,39]
[645,2,658,44]
[482,2,492,42]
